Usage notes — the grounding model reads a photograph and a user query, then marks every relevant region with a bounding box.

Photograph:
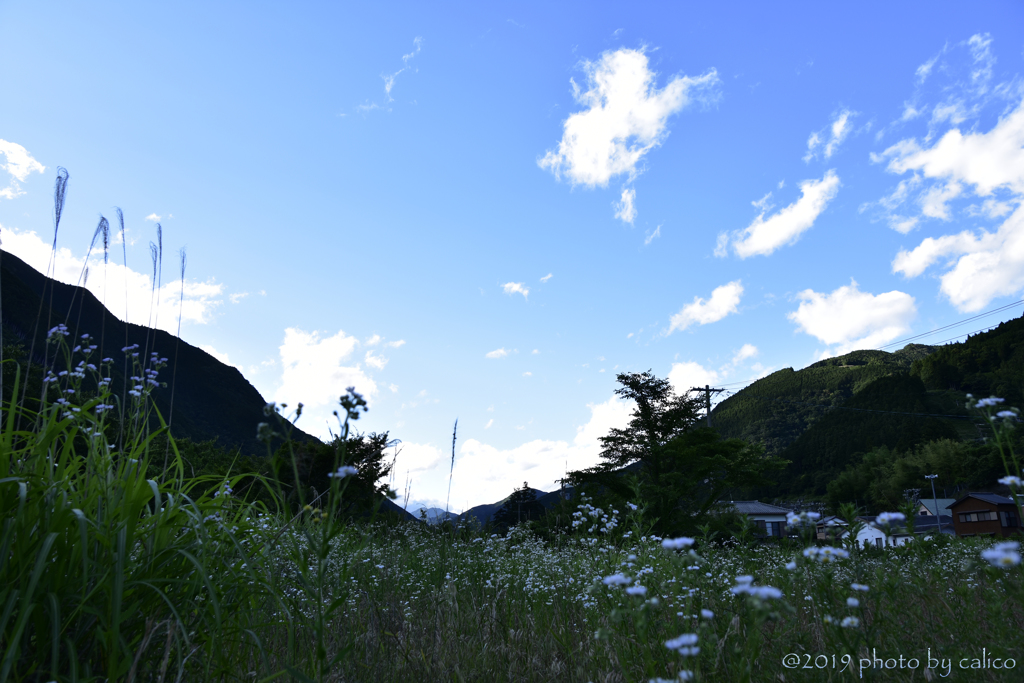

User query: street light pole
[925,474,942,536]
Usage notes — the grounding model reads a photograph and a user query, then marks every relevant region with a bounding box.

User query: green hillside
[713,314,1024,504]
[711,344,938,457]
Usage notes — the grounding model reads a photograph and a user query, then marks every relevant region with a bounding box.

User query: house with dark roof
[949,493,1021,537]
[729,500,792,539]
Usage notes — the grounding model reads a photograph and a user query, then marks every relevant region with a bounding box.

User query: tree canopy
[492,482,545,531]
[568,370,787,534]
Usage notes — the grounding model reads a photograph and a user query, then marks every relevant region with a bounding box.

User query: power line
[875,299,1023,350]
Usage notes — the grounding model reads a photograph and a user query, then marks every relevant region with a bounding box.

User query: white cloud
[484,419,494,429]
[730,171,840,258]
[883,95,1024,311]
[644,225,661,245]
[145,213,161,222]
[501,282,529,299]
[538,48,719,187]
[397,441,444,473]
[444,395,632,505]
[731,343,759,365]
[0,140,46,200]
[365,350,388,370]
[540,273,553,283]
[614,186,636,224]
[229,292,249,304]
[386,339,405,348]
[787,280,916,354]
[275,328,377,416]
[667,280,743,334]
[573,395,632,449]
[0,224,224,332]
[880,99,1024,199]
[667,361,721,393]
[523,371,532,377]
[804,109,856,162]
[531,349,539,354]
[893,205,1024,312]
[485,348,509,359]
[389,383,399,393]
[365,334,382,346]
[200,344,237,368]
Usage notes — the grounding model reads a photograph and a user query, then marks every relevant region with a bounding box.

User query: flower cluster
[786,510,821,528]
[328,465,359,479]
[981,541,1021,568]
[874,511,906,527]
[802,546,849,563]
[662,537,695,550]
[730,574,782,600]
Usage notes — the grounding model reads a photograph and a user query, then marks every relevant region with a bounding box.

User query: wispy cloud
[229,292,249,304]
[145,213,161,222]
[804,109,857,162]
[358,37,423,113]
[540,273,553,283]
[485,348,509,359]
[644,225,661,245]
[614,186,636,223]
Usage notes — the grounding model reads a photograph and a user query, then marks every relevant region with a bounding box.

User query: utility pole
[690,384,725,428]
[925,474,942,535]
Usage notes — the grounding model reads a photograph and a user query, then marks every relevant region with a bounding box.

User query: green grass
[2,330,1024,682]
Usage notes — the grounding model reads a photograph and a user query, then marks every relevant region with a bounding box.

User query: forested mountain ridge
[710,344,939,457]
[1,250,318,456]
[713,314,1024,502]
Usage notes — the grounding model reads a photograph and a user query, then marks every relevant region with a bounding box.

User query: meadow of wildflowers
[2,328,1024,682]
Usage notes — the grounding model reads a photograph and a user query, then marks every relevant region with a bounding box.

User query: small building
[846,516,914,548]
[815,515,847,541]
[949,493,1021,537]
[730,500,792,538]
[916,498,956,518]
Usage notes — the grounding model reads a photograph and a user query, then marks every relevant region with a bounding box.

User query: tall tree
[569,370,786,534]
[492,482,545,531]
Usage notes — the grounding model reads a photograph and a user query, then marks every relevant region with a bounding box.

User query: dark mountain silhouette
[1,250,317,456]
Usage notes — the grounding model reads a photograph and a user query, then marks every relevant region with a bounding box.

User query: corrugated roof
[730,500,793,515]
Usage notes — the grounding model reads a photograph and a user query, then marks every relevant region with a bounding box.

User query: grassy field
[2,329,1024,682]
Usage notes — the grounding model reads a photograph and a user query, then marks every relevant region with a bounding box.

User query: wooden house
[949,493,1021,537]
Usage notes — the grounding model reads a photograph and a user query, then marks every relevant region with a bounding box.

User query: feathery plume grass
[445,418,458,522]
[18,167,68,427]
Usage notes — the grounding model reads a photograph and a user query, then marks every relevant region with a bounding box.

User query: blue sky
[2,1,1024,512]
